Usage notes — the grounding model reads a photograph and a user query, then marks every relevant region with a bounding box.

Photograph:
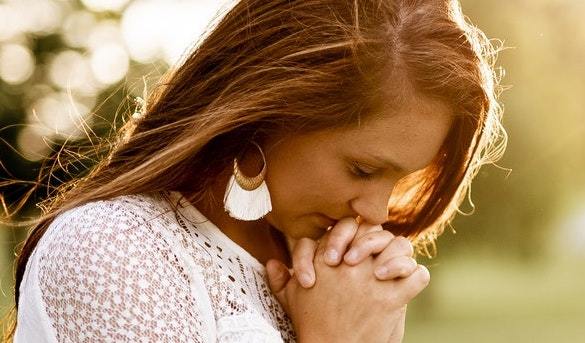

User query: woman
[7,0,505,341]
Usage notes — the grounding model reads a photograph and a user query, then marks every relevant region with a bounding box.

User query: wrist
[296,327,357,343]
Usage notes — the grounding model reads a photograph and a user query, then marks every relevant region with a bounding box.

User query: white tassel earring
[223,142,272,221]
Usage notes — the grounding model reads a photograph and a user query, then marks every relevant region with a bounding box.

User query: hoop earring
[223,142,272,221]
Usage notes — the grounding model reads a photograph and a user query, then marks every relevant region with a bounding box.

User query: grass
[405,254,585,342]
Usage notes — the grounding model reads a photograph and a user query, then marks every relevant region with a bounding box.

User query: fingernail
[345,249,359,263]
[325,249,339,264]
[299,273,314,287]
[375,266,389,278]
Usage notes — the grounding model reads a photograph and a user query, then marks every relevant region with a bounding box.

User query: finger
[292,237,318,288]
[353,221,386,241]
[314,229,332,263]
[376,235,414,263]
[343,230,395,265]
[266,259,295,314]
[266,259,291,293]
[373,255,418,280]
[265,259,291,307]
[393,265,431,304]
[322,217,359,266]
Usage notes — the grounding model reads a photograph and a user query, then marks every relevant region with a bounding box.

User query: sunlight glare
[120,0,164,63]
[121,0,225,65]
[160,0,223,65]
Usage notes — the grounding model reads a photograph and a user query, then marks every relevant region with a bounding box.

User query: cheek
[266,161,325,214]
[265,154,350,226]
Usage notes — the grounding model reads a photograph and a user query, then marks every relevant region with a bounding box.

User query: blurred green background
[0,0,584,342]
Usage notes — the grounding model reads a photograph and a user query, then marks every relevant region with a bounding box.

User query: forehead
[336,95,453,173]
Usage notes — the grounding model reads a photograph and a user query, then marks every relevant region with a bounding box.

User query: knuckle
[380,230,394,241]
[415,265,431,287]
[393,236,414,255]
[357,222,384,236]
[340,264,361,280]
[404,258,418,273]
[329,218,358,242]
[363,234,378,245]
[359,230,392,247]
[334,217,359,233]
[387,258,412,276]
[398,263,410,276]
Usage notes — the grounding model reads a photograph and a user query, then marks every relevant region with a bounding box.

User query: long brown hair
[5,0,505,338]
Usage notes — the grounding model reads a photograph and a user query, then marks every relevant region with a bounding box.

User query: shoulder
[27,192,214,341]
[38,192,174,250]
[34,192,183,282]
[34,192,185,291]
[51,192,173,229]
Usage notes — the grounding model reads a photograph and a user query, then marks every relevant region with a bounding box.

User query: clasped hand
[266,218,430,343]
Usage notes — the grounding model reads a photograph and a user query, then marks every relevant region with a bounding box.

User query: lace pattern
[22,191,295,342]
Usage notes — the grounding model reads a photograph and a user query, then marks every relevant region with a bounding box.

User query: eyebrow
[364,153,407,174]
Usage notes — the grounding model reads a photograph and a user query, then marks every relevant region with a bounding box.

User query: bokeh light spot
[48,50,100,95]
[62,10,97,48]
[27,92,92,139]
[87,20,124,52]
[16,127,52,162]
[81,0,131,13]
[0,44,35,85]
[90,43,130,85]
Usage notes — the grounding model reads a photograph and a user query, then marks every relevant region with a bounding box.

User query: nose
[349,186,393,226]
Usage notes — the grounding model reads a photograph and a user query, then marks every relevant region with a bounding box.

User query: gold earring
[223,142,272,220]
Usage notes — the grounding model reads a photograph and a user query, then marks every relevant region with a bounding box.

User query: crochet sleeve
[32,199,215,342]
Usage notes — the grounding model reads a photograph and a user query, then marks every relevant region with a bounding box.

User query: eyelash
[350,163,376,180]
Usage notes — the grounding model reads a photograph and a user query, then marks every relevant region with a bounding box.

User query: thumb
[266,259,291,294]
[266,259,293,313]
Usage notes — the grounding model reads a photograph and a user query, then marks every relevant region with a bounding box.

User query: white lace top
[15,191,296,342]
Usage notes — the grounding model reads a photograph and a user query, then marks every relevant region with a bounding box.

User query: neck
[186,173,291,268]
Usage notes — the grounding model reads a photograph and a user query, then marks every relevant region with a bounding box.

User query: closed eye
[349,162,377,180]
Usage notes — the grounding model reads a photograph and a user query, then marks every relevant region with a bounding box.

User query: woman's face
[262,96,453,240]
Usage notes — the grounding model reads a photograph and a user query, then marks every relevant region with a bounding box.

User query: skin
[193,92,453,342]
[262,102,452,242]
[266,222,429,343]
